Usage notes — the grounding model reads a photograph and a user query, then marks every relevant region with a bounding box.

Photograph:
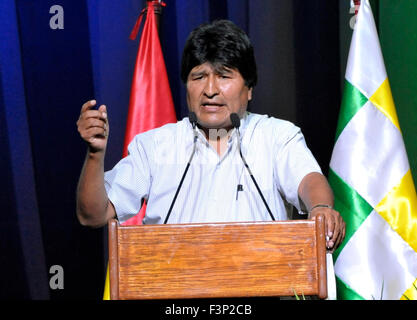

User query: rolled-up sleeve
[274,122,322,212]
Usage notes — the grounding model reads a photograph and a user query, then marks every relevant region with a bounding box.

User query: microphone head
[188,112,197,127]
[230,113,241,128]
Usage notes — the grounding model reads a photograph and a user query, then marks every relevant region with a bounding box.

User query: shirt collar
[186,111,250,143]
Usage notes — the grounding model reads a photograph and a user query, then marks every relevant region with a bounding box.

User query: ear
[248,87,253,101]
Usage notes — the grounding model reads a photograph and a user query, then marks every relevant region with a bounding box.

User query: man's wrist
[87,147,105,158]
[308,204,333,218]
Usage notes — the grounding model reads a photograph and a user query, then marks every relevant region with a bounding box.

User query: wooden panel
[108,219,119,300]
[315,214,327,298]
[111,218,327,300]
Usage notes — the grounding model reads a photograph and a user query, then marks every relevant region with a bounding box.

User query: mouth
[200,102,225,112]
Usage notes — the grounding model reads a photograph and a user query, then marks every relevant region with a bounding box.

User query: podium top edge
[113,218,315,228]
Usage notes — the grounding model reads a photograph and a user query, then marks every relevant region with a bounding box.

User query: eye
[191,73,205,81]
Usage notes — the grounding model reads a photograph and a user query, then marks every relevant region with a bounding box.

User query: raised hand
[77,100,109,153]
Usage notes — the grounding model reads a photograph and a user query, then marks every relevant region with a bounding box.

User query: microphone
[230,113,275,221]
[188,111,198,129]
[164,112,198,224]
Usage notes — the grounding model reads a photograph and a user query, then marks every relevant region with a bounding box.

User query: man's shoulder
[246,112,299,133]
[125,118,190,155]
[132,118,189,140]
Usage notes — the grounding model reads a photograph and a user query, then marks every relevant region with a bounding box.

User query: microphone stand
[164,113,198,224]
[231,113,275,221]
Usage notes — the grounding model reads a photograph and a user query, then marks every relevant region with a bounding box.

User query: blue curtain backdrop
[0,0,340,299]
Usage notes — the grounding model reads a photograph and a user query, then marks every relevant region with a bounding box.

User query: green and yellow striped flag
[330,0,417,300]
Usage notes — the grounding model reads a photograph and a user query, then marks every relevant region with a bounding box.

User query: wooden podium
[108,215,328,300]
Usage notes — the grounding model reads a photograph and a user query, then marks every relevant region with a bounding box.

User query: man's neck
[200,126,233,157]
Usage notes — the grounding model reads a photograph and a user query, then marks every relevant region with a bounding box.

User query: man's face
[186,62,252,130]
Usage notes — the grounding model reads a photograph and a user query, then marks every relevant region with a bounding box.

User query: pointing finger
[81,99,97,112]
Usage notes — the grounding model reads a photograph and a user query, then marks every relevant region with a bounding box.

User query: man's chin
[197,120,233,131]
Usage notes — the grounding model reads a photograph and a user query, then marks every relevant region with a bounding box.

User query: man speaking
[76,20,345,251]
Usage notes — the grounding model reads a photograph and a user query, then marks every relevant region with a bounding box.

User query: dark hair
[181,20,257,88]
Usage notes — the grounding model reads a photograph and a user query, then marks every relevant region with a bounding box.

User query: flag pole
[148,0,165,32]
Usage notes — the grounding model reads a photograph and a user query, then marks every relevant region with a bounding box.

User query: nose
[203,74,219,98]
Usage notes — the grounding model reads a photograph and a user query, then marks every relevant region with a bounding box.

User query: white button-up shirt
[104,112,322,224]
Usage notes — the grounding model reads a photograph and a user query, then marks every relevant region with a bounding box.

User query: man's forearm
[76,151,112,227]
[298,172,334,215]
[298,172,346,251]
